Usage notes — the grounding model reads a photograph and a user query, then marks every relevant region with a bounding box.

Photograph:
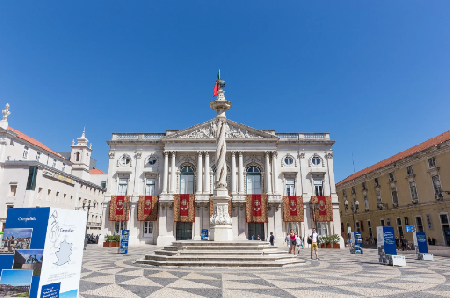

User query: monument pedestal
[209,189,233,241]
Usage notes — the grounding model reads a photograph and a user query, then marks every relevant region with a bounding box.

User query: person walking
[308,228,320,260]
[295,233,301,254]
[269,232,275,246]
[285,233,291,252]
[289,230,297,255]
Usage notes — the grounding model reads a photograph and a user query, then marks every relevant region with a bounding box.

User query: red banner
[137,196,158,221]
[246,194,268,223]
[311,196,333,222]
[108,196,130,221]
[174,194,195,222]
[283,196,304,222]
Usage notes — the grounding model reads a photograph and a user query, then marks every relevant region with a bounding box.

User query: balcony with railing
[275,133,330,141]
[112,133,166,140]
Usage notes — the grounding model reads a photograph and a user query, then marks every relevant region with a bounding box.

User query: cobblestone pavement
[79,245,450,298]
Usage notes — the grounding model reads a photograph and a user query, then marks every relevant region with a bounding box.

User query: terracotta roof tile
[7,126,64,159]
[336,130,450,186]
[90,168,106,174]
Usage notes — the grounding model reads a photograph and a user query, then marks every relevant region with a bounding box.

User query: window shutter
[360,220,364,232]
[26,166,37,190]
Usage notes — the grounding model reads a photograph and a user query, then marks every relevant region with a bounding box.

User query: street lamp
[344,198,360,233]
[82,199,98,250]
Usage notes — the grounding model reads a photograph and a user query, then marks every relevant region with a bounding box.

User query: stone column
[204,152,210,194]
[238,204,246,239]
[265,151,272,194]
[274,204,284,245]
[231,151,237,194]
[170,151,176,193]
[194,204,201,240]
[238,151,244,194]
[272,151,278,194]
[196,151,203,194]
[162,151,169,194]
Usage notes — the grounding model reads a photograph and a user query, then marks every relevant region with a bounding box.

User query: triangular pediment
[163,119,277,140]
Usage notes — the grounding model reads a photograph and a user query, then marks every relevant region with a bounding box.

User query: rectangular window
[118,178,128,196]
[362,182,366,190]
[389,173,394,181]
[387,218,391,226]
[314,179,323,196]
[47,189,51,201]
[380,219,385,226]
[342,189,346,196]
[351,186,355,194]
[374,178,379,187]
[415,217,424,232]
[9,185,17,197]
[26,166,38,191]
[36,152,41,162]
[23,146,29,159]
[409,181,418,200]
[406,166,414,175]
[391,187,398,205]
[145,178,155,196]
[355,221,361,233]
[180,175,195,194]
[37,187,43,199]
[317,222,327,236]
[52,159,56,168]
[62,163,65,172]
[432,175,442,198]
[143,221,153,237]
[428,157,436,168]
[63,194,66,204]
[285,178,295,196]
[101,181,107,189]
[367,220,371,228]
[363,195,369,210]
[70,196,73,205]
[55,192,59,202]
[246,175,261,195]
[396,217,402,226]
[376,189,382,204]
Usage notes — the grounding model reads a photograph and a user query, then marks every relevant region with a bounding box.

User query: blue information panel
[406,225,414,233]
[415,232,428,254]
[382,226,397,255]
[201,229,209,240]
[119,230,129,254]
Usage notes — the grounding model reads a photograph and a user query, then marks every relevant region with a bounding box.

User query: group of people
[86,234,100,244]
[267,228,321,260]
[1,236,30,252]
[395,235,411,251]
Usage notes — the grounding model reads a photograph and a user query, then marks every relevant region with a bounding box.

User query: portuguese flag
[213,71,220,97]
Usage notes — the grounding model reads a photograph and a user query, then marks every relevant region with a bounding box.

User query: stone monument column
[209,76,233,241]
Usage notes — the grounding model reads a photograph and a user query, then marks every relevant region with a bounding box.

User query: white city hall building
[99,89,342,247]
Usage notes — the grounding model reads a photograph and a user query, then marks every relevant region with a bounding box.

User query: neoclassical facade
[99,118,342,247]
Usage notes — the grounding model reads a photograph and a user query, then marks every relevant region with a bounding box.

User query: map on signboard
[54,240,72,266]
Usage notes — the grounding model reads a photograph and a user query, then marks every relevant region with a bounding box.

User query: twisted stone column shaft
[215,118,227,189]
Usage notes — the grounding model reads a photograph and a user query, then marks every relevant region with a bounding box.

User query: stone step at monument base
[135,240,305,268]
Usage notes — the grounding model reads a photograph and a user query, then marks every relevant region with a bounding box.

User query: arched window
[121,155,131,166]
[75,152,80,161]
[246,166,261,194]
[180,166,194,194]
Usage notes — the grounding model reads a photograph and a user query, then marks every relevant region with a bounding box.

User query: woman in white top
[295,233,301,254]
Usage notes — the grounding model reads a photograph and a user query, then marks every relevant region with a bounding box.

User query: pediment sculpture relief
[175,121,263,139]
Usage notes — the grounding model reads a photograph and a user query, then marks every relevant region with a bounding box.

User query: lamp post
[344,198,359,233]
[309,200,320,230]
[82,199,98,250]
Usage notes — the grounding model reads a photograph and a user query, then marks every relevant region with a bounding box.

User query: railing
[87,222,101,227]
[275,133,330,140]
[112,133,166,140]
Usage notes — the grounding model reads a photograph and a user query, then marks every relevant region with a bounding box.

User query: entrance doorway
[440,214,450,246]
[176,222,192,240]
[248,223,264,240]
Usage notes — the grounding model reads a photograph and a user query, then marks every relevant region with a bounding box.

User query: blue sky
[1,1,449,182]
[3,229,32,239]
[0,269,32,286]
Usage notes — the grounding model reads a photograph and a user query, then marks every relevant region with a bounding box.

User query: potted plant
[331,234,341,249]
[318,236,326,248]
[103,234,110,247]
[112,235,120,247]
[326,236,332,249]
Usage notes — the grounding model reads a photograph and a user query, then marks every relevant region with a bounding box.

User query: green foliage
[330,234,341,244]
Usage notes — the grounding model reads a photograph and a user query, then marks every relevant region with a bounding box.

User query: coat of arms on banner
[246,194,268,223]
[174,194,195,222]
[283,196,304,222]
[311,196,333,222]
[109,196,130,221]
[137,196,158,221]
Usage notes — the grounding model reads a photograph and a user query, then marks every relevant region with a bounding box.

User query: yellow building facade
[336,131,450,246]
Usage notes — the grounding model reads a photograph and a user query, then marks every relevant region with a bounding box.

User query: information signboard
[0,207,87,298]
[119,230,129,254]
[201,229,209,240]
[413,232,428,254]
[406,225,414,233]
